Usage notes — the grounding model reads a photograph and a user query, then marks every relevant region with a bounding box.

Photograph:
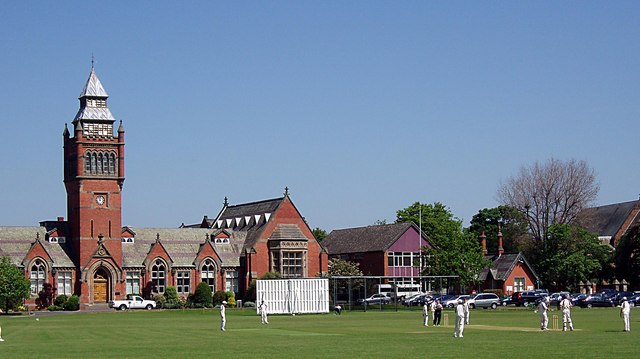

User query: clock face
[96,195,105,205]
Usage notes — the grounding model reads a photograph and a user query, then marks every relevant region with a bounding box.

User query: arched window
[91,153,97,174]
[108,153,116,174]
[150,259,166,294]
[30,259,46,296]
[97,153,103,174]
[85,152,92,174]
[201,259,216,293]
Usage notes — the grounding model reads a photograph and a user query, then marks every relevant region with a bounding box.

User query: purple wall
[388,227,430,252]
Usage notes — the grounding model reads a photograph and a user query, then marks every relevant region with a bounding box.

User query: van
[376,283,421,300]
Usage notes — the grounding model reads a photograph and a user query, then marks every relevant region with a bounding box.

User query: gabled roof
[323,222,422,255]
[578,200,640,237]
[478,252,539,283]
[0,226,74,267]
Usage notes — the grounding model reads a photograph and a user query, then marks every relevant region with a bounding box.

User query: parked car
[110,295,156,310]
[467,293,501,309]
[549,292,570,306]
[579,294,615,308]
[511,291,543,307]
[501,296,516,306]
[403,294,433,307]
[570,293,588,307]
[627,294,640,307]
[611,291,635,305]
[445,295,472,308]
[358,294,391,305]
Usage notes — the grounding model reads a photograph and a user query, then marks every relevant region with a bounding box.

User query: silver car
[468,293,500,309]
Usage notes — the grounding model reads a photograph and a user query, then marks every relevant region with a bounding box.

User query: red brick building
[0,68,327,307]
[477,231,539,295]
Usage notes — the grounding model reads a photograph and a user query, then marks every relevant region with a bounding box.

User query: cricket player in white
[620,297,631,332]
[423,302,429,327]
[559,295,573,331]
[463,297,470,325]
[454,299,465,338]
[258,300,269,324]
[0,324,4,342]
[220,300,227,331]
[538,297,549,330]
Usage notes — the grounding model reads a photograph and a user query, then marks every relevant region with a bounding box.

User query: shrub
[153,294,166,309]
[63,295,80,311]
[213,291,227,306]
[164,286,179,309]
[225,291,236,306]
[54,295,68,307]
[191,282,213,308]
[48,305,63,311]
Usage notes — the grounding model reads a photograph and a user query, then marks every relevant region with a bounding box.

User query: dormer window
[214,237,230,244]
[122,237,134,243]
[48,237,66,244]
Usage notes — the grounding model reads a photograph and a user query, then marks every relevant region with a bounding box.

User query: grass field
[0,306,637,358]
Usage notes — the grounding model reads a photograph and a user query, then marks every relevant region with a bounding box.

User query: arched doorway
[93,268,110,303]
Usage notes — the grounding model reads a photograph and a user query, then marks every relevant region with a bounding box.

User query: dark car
[403,294,433,306]
[571,293,588,307]
[579,294,615,308]
[628,294,640,307]
[611,291,634,305]
[511,291,543,307]
[501,296,516,306]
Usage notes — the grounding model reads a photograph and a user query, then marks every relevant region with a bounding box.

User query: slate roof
[478,252,539,283]
[0,226,75,267]
[578,200,640,237]
[121,227,242,267]
[322,222,419,255]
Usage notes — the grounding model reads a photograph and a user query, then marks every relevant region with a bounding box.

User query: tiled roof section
[478,252,539,283]
[578,200,640,237]
[219,197,283,220]
[121,228,242,267]
[0,226,74,267]
[269,224,307,241]
[322,222,414,254]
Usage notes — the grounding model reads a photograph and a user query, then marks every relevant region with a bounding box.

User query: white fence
[256,278,329,314]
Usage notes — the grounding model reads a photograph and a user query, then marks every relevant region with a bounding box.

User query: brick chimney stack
[497,230,504,257]
[479,231,488,255]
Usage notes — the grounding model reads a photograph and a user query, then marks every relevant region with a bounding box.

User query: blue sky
[1,2,639,231]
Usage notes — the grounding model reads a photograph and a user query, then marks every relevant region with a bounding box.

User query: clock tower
[63,67,125,303]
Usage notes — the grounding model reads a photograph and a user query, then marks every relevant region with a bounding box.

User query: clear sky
[1,2,638,232]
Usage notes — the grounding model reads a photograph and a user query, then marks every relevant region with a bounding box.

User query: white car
[110,295,157,310]
[445,295,472,308]
[467,293,501,309]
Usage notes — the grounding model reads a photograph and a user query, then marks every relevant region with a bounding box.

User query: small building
[477,231,539,295]
[322,222,433,286]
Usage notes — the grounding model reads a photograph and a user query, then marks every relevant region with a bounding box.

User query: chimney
[497,230,504,257]
[479,231,488,255]
[57,217,65,222]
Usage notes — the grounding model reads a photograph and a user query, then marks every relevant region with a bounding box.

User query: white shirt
[455,303,465,317]
[621,301,631,314]
[220,304,226,318]
[560,299,571,311]
[538,301,548,313]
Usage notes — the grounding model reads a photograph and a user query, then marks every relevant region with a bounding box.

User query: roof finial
[91,53,95,69]
[284,186,289,197]
[156,233,160,243]
[224,196,228,206]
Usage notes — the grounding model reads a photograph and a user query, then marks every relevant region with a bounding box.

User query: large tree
[497,158,599,246]
[0,257,30,313]
[468,205,529,254]
[396,202,489,289]
[327,258,363,277]
[614,224,640,290]
[537,224,612,291]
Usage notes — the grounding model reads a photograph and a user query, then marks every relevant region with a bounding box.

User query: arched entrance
[93,268,110,303]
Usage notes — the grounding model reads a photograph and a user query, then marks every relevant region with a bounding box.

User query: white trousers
[562,310,573,330]
[261,312,269,324]
[454,316,465,337]
[540,312,548,329]
[623,313,630,331]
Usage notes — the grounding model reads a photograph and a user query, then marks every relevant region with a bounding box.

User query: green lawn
[0,307,637,358]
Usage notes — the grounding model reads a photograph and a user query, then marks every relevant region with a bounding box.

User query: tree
[327,258,363,277]
[396,202,489,289]
[190,282,213,308]
[614,224,640,289]
[468,205,529,254]
[538,224,612,291]
[312,227,327,242]
[0,257,30,313]
[497,158,599,245]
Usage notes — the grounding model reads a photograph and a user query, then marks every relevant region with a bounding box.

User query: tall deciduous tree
[327,258,363,277]
[468,205,529,254]
[497,158,599,245]
[312,227,327,242]
[0,257,30,313]
[396,202,489,288]
[614,224,640,289]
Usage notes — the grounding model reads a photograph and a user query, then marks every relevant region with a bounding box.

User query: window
[176,271,191,295]
[57,271,73,296]
[387,252,420,268]
[108,153,116,174]
[225,271,238,294]
[281,252,304,278]
[514,277,525,292]
[201,259,216,292]
[150,260,166,294]
[30,259,46,296]
[126,271,141,295]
